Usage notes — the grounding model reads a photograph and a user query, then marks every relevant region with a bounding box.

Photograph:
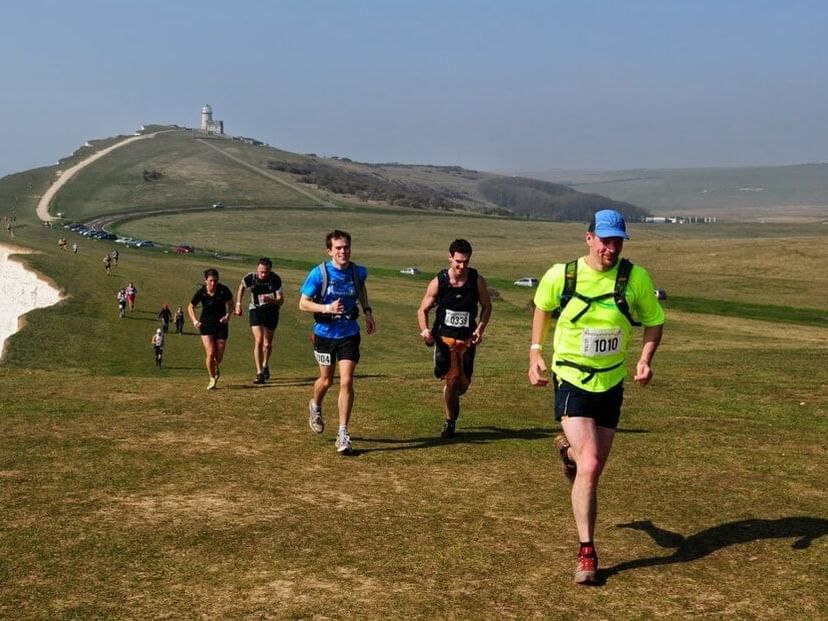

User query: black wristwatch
[363,306,372,314]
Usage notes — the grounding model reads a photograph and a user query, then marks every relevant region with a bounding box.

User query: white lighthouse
[200,104,224,134]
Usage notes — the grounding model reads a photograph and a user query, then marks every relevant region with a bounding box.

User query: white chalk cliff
[0,245,62,358]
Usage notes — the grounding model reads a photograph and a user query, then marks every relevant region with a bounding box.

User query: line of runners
[186,211,665,585]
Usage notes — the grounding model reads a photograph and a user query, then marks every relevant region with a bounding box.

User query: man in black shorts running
[235,257,284,384]
[417,239,492,438]
[188,268,234,390]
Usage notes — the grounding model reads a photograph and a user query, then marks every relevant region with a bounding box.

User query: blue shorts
[554,378,624,429]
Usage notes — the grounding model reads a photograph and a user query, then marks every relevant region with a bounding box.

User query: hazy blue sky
[2,0,827,177]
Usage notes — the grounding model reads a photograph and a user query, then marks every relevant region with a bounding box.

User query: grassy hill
[0,130,826,617]
[21,128,649,224]
[526,164,828,222]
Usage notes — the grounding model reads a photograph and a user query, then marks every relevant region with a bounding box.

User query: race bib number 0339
[580,327,622,357]
[443,309,470,328]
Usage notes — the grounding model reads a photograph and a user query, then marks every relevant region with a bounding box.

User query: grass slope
[0,201,826,617]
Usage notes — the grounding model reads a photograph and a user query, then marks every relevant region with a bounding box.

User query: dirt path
[36,131,171,222]
[195,138,325,205]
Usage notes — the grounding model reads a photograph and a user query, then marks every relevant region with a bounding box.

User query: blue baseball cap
[589,209,629,240]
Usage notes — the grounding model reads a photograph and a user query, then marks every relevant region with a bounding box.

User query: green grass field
[1,160,827,618]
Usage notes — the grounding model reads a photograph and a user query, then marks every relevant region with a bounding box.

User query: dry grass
[0,211,826,618]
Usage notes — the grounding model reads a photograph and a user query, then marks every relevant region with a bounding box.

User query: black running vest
[432,268,479,339]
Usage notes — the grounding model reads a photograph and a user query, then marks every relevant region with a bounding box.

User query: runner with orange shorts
[417,239,492,438]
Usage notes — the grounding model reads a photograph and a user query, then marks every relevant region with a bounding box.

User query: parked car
[135,240,155,248]
[175,244,194,254]
[212,202,225,209]
[513,277,539,287]
[400,267,420,275]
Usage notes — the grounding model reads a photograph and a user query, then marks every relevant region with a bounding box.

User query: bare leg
[336,359,356,427]
[560,416,616,543]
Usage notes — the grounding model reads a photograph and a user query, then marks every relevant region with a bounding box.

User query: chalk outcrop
[0,245,62,359]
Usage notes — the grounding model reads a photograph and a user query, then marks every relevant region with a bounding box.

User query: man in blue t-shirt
[299,230,376,455]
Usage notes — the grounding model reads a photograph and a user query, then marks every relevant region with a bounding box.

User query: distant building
[200,104,224,135]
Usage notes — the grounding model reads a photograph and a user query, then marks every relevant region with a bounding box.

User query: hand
[327,298,344,314]
[634,360,653,386]
[421,328,434,347]
[471,329,483,345]
[365,314,376,335]
[234,304,243,316]
[528,355,549,386]
[220,314,230,324]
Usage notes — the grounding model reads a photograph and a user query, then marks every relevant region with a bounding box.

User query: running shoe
[440,419,456,438]
[262,366,270,380]
[574,553,598,585]
[253,373,265,385]
[335,431,353,455]
[207,377,217,390]
[308,400,324,434]
[215,366,220,380]
[553,434,577,484]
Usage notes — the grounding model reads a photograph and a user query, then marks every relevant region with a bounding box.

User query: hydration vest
[432,268,479,339]
[553,258,641,327]
[312,262,366,323]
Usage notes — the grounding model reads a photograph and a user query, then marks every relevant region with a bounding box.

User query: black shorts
[313,334,360,366]
[249,305,279,330]
[433,336,476,381]
[199,321,229,340]
[554,378,624,429]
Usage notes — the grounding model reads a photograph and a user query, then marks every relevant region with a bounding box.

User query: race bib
[581,327,622,357]
[314,350,332,366]
[257,292,275,305]
[443,309,470,328]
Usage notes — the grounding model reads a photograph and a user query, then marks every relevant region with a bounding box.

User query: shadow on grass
[602,517,828,581]
[353,425,555,454]
[227,377,320,388]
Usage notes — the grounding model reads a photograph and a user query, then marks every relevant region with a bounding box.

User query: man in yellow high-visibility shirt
[528,209,665,585]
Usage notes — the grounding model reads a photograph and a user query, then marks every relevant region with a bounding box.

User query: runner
[235,257,284,384]
[158,304,172,333]
[126,282,137,311]
[116,288,127,318]
[299,230,375,455]
[151,328,165,368]
[188,268,234,390]
[103,254,112,275]
[528,209,665,585]
[174,305,185,335]
[417,239,492,438]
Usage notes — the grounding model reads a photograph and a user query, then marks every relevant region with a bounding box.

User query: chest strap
[556,359,624,383]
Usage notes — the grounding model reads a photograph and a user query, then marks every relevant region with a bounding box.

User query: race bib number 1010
[580,327,622,357]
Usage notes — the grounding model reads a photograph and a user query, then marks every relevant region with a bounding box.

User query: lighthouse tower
[201,105,212,131]
[199,104,224,135]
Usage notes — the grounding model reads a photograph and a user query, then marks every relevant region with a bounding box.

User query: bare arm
[416,277,439,346]
[234,281,245,316]
[300,294,341,314]
[634,324,663,386]
[528,305,553,386]
[187,303,199,327]
[472,275,492,345]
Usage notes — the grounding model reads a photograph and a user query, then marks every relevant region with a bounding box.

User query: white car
[514,277,538,287]
[400,267,420,275]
